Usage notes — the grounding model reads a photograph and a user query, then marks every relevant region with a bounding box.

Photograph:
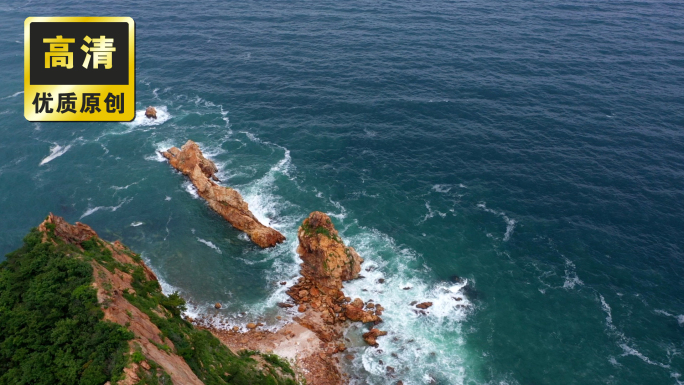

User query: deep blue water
[1,1,684,384]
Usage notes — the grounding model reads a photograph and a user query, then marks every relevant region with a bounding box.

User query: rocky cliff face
[38,214,203,385]
[31,214,298,385]
[162,140,286,248]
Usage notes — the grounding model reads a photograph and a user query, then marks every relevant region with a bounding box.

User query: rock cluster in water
[287,211,387,347]
[162,140,286,248]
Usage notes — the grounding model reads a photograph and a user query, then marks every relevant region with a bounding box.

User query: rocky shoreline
[29,214,300,384]
[156,140,442,384]
[189,211,388,384]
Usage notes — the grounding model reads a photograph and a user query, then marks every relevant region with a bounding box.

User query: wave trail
[39,144,72,166]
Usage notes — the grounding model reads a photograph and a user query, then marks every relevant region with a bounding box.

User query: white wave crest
[79,197,133,220]
[123,106,171,128]
[196,238,222,254]
[39,144,71,166]
[2,90,23,99]
[145,139,178,162]
[432,184,452,193]
[338,225,471,384]
[111,178,145,191]
[419,201,447,223]
[600,294,670,369]
[239,144,293,229]
[183,181,200,199]
[562,258,584,289]
[654,309,684,326]
[477,202,517,241]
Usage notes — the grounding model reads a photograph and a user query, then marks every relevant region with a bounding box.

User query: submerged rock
[416,302,433,309]
[162,140,285,248]
[362,328,388,347]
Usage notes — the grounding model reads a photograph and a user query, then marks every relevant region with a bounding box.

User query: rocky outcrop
[35,214,297,385]
[162,140,285,248]
[416,302,433,309]
[287,212,386,347]
[295,211,363,294]
[38,214,97,243]
[38,214,203,385]
[145,106,157,119]
[362,328,388,347]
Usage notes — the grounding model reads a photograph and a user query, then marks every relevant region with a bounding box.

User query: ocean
[1,1,683,384]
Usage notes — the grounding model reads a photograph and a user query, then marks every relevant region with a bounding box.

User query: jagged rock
[277,302,294,308]
[162,140,285,248]
[145,106,157,119]
[37,215,202,384]
[298,304,307,313]
[293,211,363,294]
[38,213,97,244]
[362,328,388,347]
[344,303,381,323]
[416,302,433,309]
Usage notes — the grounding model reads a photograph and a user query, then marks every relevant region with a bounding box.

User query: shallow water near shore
[1,1,684,384]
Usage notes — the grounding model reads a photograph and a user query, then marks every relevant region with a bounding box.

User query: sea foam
[123,106,171,128]
[39,144,71,166]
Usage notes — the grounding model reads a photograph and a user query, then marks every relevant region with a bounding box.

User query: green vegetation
[301,219,341,243]
[0,222,300,385]
[123,263,298,385]
[0,229,132,385]
[131,356,172,385]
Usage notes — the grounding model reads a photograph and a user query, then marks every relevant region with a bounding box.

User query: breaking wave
[79,198,133,220]
[196,237,222,254]
[123,105,172,128]
[39,144,72,166]
[477,202,517,241]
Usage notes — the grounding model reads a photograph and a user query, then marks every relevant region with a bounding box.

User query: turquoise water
[2,1,684,384]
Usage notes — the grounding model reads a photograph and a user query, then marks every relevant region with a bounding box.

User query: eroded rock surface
[362,328,388,347]
[162,140,285,248]
[38,214,203,385]
[287,212,386,346]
